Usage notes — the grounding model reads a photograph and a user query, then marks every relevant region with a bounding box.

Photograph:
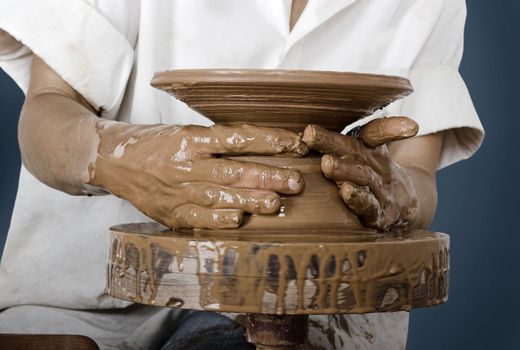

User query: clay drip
[107,223,449,315]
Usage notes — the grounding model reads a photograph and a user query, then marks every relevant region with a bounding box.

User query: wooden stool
[0,334,99,350]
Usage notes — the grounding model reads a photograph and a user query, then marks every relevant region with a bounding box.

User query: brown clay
[303,121,419,231]
[359,116,420,148]
[105,69,449,319]
[107,222,449,315]
[148,70,416,231]
[88,122,310,229]
[225,156,362,230]
[150,69,413,132]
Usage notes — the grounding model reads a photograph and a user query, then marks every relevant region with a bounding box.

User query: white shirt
[0,0,484,349]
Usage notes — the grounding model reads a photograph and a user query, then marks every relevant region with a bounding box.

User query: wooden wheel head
[107,222,449,315]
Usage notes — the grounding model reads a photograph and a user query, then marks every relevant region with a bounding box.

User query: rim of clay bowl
[150,69,413,92]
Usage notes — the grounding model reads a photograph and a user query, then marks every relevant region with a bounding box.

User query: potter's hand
[20,57,440,232]
[303,117,419,231]
[88,123,308,229]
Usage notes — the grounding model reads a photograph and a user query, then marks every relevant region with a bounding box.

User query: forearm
[400,164,438,229]
[19,90,103,195]
[17,56,122,195]
[389,131,444,230]
[19,59,178,197]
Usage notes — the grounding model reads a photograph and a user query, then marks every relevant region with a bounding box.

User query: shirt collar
[283,0,361,56]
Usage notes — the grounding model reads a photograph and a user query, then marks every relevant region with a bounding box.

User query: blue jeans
[160,311,254,350]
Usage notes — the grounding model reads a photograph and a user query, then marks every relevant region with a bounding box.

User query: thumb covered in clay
[359,116,419,148]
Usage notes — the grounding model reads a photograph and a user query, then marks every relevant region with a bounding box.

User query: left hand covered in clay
[303,117,419,231]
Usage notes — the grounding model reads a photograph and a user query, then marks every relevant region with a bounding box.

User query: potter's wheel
[108,222,449,314]
[107,69,450,318]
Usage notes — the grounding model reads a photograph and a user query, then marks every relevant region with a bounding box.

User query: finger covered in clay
[359,116,419,148]
[92,121,306,230]
[167,158,304,195]
[302,124,360,156]
[210,123,309,157]
[181,183,281,214]
[172,204,244,229]
[321,154,384,198]
[340,182,385,230]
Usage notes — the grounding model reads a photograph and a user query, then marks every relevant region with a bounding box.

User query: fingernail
[263,195,280,210]
[288,172,303,191]
[321,155,335,175]
[341,184,353,200]
[399,119,419,136]
[302,125,317,144]
[223,212,242,225]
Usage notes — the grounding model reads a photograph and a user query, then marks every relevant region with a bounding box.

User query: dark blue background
[0,1,518,349]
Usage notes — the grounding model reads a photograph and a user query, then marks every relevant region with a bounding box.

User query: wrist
[85,121,178,197]
[84,120,134,195]
[400,164,437,230]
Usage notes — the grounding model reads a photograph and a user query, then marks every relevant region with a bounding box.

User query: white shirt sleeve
[398,0,484,169]
[342,0,484,169]
[0,0,135,120]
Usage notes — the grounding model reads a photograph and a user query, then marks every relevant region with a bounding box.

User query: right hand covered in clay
[303,117,420,231]
[87,122,309,229]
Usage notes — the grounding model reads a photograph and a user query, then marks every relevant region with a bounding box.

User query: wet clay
[150,69,413,132]
[145,70,416,230]
[226,156,362,230]
[107,222,449,315]
[359,116,420,148]
[88,122,311,229]
[302,122,419,231]
[106,69,449,318]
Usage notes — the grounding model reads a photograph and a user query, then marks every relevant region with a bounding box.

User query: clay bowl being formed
[151,69,413,232]
[151,69,413,132]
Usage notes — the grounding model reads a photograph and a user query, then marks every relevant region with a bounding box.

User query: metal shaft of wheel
[245,314,309,349]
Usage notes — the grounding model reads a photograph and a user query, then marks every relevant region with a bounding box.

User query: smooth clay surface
[227,155,363,231]
[151,69,413,132]
[108,222,449,315]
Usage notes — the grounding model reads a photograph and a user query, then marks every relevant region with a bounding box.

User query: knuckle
[363,165,382,187]
[372,216,389,231]
[373,145,389,158]
[184,210,199,227]
[257,168,284,189]
[212,210,242,227]
[174,206,197,227]
[212,165,242,184]
[257,170,270,187]
[212,124,252,151]
[201,185,219,206]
